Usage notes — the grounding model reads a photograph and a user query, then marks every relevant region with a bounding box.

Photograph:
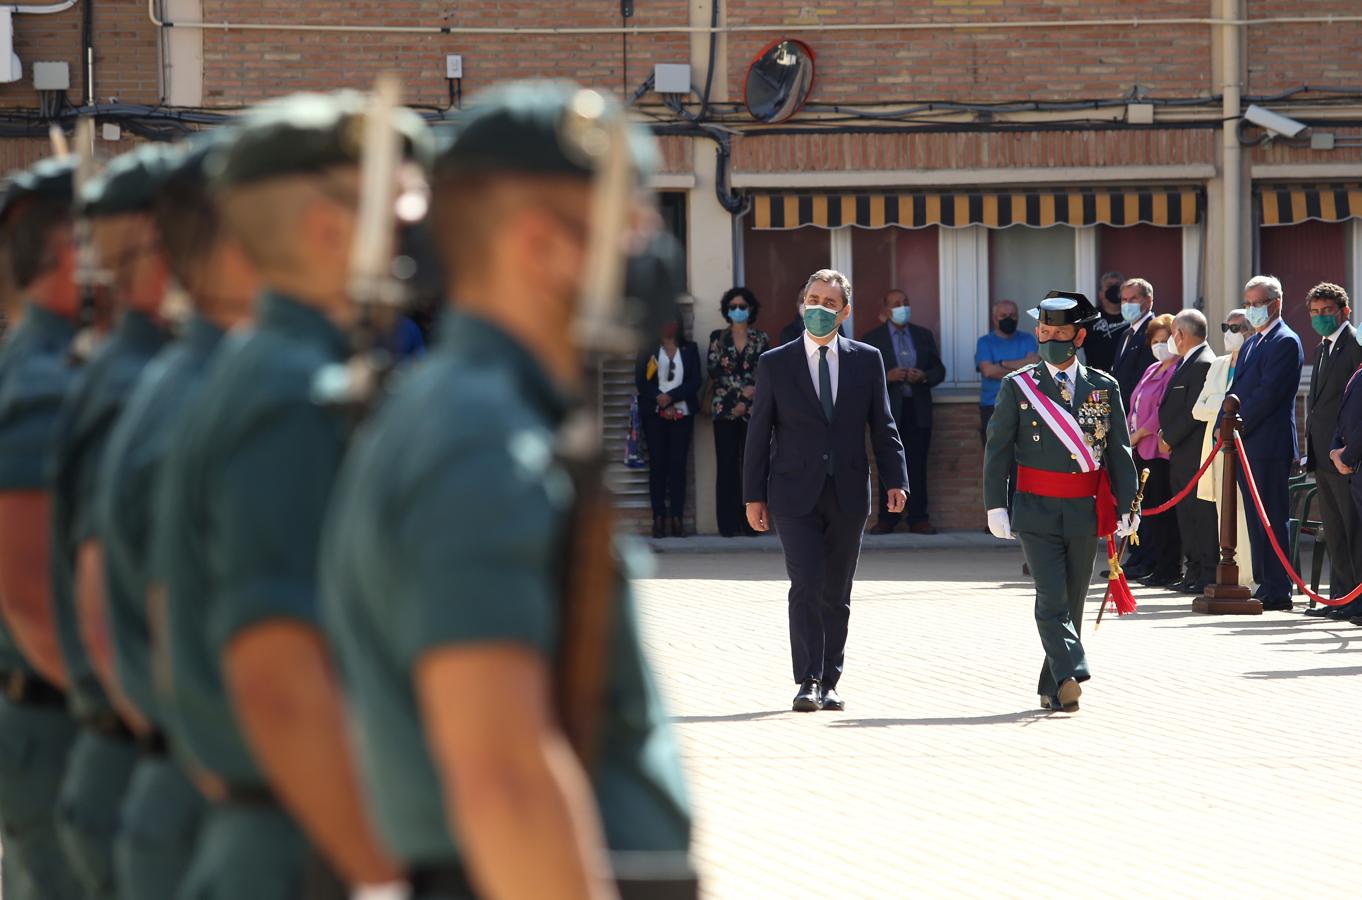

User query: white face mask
[1152,342,1172,362]
[1223,328,1245,354]
[1166,336,1180,358]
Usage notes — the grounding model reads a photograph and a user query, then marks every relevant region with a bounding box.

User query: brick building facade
[2,1,1360,532]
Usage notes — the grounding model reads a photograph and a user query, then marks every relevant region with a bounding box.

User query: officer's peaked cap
[1027,290,1100,327]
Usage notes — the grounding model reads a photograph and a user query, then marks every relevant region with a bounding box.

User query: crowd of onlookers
[635,270,1362,626]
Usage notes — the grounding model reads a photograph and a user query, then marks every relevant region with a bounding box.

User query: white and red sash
[1013,370,1100,472]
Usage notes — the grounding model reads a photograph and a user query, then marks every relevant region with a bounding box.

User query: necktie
[819,346,834,422]
[1055,370,1072,405]
[1320,338,1332,380]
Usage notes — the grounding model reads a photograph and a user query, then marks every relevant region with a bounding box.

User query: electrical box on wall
[654,64,692,94]
[33,62,69,91]
[446,54,462,79]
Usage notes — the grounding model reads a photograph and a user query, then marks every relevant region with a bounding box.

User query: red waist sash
[1016,465,1118,537]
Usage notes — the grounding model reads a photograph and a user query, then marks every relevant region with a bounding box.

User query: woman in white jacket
[1192,308,1255,588]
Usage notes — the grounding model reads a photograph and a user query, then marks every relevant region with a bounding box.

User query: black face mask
[998,317,1018,335]
[1104,284,1121,304]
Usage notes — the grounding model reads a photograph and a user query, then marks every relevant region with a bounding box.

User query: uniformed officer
[320,81,694,899]
[0,157,85,900]
[983,291,1139,713]
[96,133,254,900]
[150,92,420,897]
[48,143,175,899]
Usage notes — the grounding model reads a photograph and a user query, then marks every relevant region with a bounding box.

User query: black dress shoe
[820,686,845,711]
[669,516,685,538]
[651,515,666,539]
[1260,597,1294,612]
[1351,616,1362,626]
[792,678,821,713]
[1303,605,1332,617]
[1123,566,1152,582]
[1327,605,1357,621]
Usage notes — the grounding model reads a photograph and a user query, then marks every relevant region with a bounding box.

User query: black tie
[818,346,834,422]
[1320,338,1333,380]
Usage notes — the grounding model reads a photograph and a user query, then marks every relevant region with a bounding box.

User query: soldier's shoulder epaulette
[1002,363,1040,382]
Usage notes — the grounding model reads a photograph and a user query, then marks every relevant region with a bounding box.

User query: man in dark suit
[1158,309,1218,593]
[863,289,946,534]
[1228,274,1305,610]
[1302,283,1362,618]
[1111,277,1156,405]
[776,292,805,346]
[744,269,908,713]
[1328,359,1362,626]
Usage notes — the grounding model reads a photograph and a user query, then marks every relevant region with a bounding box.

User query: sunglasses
[1221,323,1249,334]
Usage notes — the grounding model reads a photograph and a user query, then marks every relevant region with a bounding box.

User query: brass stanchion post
[1195,395,1263,614]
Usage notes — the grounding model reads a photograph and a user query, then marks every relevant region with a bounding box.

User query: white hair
[1244,275,1282,300]
[1225,307,1247,321]
[801,268,852,306]
[1173,308,1208,339]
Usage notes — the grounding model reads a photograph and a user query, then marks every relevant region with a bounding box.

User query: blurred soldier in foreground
[321,82,695,898]
[97,134,254,898]
[0,157,85,900]
[49,146,174,899]
[152,92,419,897]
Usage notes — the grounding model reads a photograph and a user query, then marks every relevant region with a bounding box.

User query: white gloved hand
[1117,513,1141,538]
[987,507,1014,540]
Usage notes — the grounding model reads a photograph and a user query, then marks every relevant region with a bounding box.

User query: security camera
[1243,104,1308,139]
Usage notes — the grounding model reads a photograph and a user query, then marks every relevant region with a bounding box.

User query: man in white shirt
[743,269,908,712]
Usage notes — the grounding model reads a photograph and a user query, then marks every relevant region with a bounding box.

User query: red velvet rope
[1141,436,1227,517]
[1236,433,1362,608]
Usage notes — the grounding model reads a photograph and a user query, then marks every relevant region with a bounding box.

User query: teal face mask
[1311,313,1340,337]
[1037,339,1076,365]
[803,304,841,338]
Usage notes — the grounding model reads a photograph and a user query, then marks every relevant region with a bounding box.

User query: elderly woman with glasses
[708,287,770,536]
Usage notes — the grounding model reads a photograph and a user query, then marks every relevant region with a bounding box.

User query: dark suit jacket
[1158,343,1215,475]
[1227,318,1304,461]
[1331,364,1362,469]
[1112,315,1155,406]
[743,335,908,520]
[634,341,701,417]
[777,319,804,346]
[1306,322,1362,470]
[861,321,947,429]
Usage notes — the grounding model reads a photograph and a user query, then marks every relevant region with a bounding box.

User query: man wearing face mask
[976,299,1039,447]
[1081,270,1129,374]
[1111,277,1157,407]
[1226,275,1304,611]
[744,269,907,713]
[1302,283,1362,617]
[863,289,945,534]
[984,291,1138,713]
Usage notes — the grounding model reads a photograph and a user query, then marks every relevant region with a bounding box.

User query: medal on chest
[1076,390,1111,453]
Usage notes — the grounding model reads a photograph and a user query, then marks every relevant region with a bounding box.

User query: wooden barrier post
[1194,395,1262,614]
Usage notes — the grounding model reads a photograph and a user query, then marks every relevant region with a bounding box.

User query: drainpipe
[1221,0,1244,311]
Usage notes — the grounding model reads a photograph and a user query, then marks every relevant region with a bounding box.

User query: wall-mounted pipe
[145,1,1362,36]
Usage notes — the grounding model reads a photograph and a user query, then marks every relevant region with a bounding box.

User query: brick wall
[726,0,1212,104]
[199,1,689,107]
[1247,0,1362,95]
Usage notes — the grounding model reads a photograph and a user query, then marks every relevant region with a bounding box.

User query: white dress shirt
[656,345,689,416]
[1240,316,1283,366]
[1044,360,1078,406]
[803,331,840,405]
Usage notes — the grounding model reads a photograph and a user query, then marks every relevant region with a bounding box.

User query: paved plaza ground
[637,543,1362,899]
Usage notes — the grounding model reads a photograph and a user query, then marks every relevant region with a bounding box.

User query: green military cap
[435,80,658,181]
[209,91,433,188]
[0,155,77,226]
[156,128,234,195]
[1028,290,1100,327]
[79,142,179,218]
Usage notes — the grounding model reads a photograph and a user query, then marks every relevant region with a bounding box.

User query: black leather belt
[137,728,169,757]
[0,669,66,708]
[223,783,279,807]
[81,710,137,742]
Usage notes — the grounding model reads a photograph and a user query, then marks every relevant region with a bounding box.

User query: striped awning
[750,187,1203,231]
[1259,184,1362,227]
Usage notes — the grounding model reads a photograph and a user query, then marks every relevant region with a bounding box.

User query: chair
[1288,476,1324,603]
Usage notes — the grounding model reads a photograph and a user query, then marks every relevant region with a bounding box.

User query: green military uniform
[984,293,1138,708]
[0,158,85,900]
[47,148,174,899]
[96,139,224,900]
[319,83,692,898]
[151,92,429,899]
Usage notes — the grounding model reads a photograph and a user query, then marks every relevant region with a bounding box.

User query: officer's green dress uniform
[320,84,692,899]
[152,92,431,899]
[95,140,222,900]
[984,295,1137,705]
[96,319,223,900]
[0,297,84,900]
[47,152,174,899]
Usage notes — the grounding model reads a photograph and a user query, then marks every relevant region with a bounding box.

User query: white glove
[987,507,1014,540]
[1117,513,1141,538]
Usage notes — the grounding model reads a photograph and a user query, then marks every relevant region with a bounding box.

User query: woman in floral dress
[708,287,769,536]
